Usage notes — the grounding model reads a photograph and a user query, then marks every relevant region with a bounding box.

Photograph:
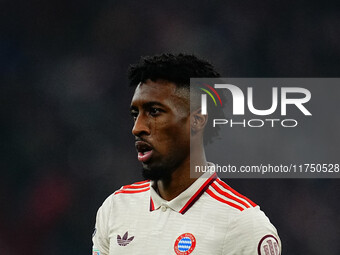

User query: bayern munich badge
[174,233,196,255]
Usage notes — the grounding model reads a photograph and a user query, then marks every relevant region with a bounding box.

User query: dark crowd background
[1,0,340,254]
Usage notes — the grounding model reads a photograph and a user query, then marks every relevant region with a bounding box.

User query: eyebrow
[130,101,166,111]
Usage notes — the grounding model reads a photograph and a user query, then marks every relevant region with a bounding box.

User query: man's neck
[156,166,194,201]
[155,150,207,201]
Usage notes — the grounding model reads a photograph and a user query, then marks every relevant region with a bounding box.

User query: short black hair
[128,53,220,87]
[128,53,226,145]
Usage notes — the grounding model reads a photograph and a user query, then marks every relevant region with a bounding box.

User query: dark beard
[142,165,174,181]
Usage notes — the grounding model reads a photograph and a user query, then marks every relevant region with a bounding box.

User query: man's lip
[135,141,153,152]
[135,141,154,162]
[137,150,153,162]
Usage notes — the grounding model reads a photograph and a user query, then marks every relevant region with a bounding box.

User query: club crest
[174,233,196,255]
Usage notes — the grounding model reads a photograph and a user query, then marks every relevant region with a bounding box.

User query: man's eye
[130,110,138,119]
[150,107,162,116]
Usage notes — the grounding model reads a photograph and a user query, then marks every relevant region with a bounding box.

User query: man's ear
[190,108,208,134]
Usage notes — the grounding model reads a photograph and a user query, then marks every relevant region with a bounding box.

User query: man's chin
[141,165,172,181]
[142,167,161,181]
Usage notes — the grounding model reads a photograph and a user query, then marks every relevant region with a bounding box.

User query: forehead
[131,80,188,106]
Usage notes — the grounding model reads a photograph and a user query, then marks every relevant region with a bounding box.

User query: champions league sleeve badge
[174,233,196,255]
[257,235,280,255]
[92,249,100,255]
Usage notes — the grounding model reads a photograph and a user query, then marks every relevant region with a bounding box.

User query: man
[92,53,281,254]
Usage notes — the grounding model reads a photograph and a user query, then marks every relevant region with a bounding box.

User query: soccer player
[92,53,281,255]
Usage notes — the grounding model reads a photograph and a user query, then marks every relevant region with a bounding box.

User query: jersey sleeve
[92,196,112,255]
[222,206,281,255]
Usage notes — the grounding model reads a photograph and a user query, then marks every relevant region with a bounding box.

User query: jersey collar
[149,166,217,215]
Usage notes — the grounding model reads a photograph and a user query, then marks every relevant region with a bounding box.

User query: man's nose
[132,113,150,137]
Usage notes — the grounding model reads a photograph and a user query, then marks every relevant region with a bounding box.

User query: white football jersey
[93,171,281,255]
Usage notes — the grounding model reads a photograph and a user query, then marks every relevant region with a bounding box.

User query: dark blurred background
[1,0,339,254]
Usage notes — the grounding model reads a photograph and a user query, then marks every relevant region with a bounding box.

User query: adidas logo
[117,231,134,246]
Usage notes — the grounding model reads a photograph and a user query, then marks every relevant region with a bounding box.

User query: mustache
[135,137,145,142]
[134,137,153,152]
[134,137,153,146]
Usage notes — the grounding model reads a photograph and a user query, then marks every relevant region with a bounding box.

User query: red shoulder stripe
[216,178,257,207]
[114,187,150,195]
[122,183,150,189]
[132,180,149,185]
[206,189,244,211]
[211,182,250,208]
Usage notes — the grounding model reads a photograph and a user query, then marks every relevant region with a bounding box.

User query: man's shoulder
[206,179,281,253]
[98,180,151,214]
[204,177,258,213]
[113,180,151,195]
[103,180,151,204]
